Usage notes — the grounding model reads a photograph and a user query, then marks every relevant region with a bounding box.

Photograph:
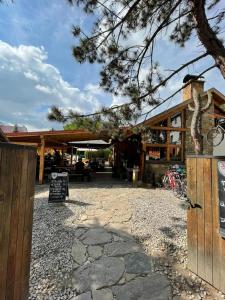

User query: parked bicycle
[162,165,187,199]
[207,118,225,147]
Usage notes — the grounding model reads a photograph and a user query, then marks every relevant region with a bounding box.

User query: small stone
[118,276,126,284]
[72,292,92,300]
[88,245,102,259]
[80,214,88,221]
[72,257,125,292]
[113,235,124,242]
[112,274,171,300]
[92,288,113,300]
[82,228,112,245]
[125,273,137,282]
[124,252,153,274]
[71,239,86,265]
[104,241,143,257]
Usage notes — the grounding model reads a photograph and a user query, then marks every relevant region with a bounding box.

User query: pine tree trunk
[189,0,225,78]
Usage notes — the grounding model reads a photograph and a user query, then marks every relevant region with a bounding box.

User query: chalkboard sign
[49,172,69,203]
[217,161,225,238]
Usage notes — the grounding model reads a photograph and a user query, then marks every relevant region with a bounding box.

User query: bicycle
[162,165,187,199]
[207,118,225,147]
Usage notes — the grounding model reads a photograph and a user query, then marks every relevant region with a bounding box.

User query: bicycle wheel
[207,127,224,146]
[162,175,170,189]
[173,178,182,197]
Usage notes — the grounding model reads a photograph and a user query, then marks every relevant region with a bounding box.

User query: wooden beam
[39,136,45,184]
[149,126,187,131]
[11,142,39,147]
[145,143,182,148]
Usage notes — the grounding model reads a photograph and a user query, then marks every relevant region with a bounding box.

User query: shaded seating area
[6,129,110,184]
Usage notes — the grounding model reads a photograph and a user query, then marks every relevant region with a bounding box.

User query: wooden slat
[212,158,222,289]
[149,126,187,131]
[187,157,198,273]
[5,148,23,299]
[203,158,213,284]
[197,158,205,278]
[13,151,29,299]
[145,143,182,148]
[20,150,36,299]
[0,147,15,300]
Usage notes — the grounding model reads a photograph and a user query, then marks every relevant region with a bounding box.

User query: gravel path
[129,188,187,258]
[29,187,86,300]
[29,183,224,300]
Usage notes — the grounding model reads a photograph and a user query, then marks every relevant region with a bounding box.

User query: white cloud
[24,71,39,81]
[0,40,104,131]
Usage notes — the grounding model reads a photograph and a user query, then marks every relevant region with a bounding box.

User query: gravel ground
[29,187,86,300]
[129,188,224,300]
[129,188,187,253]
[29,183,224,300]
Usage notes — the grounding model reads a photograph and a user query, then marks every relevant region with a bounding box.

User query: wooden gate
[0,143,36,300]
[187,155,225,293]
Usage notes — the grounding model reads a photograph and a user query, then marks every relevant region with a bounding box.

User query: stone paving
[67,189,172,300]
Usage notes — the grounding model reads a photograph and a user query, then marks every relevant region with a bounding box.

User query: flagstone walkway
[68,189,172,300]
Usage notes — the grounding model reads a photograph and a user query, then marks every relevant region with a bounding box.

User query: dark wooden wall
[187,156,225,293]
[0,143,36,300]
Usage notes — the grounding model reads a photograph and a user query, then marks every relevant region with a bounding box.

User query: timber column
[39,135,45,184]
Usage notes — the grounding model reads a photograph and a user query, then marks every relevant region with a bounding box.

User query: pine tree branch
[48,53,210,122]
[142,64,216,120]
[189,0,225,78]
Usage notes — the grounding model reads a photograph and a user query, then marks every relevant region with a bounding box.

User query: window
[148,147,167,161]
[171,113,182,127]
[170,131,182,145]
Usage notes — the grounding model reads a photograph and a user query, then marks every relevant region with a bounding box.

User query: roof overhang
[6,129,111,148]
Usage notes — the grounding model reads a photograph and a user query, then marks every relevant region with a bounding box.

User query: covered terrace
[6,129,110,184]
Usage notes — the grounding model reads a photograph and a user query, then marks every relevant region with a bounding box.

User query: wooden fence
[187,156,225,293]
[0,143,36,300]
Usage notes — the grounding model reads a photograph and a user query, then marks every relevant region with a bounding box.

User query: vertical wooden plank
[187,157,198,273]
[204,158,213,284]
[39,135,45,184]
[197,158,205,279]
[212,158,222,290]
[5,148,23,300]
[13,151,29,299]
[0,146,15,300]
[20,150,36,300]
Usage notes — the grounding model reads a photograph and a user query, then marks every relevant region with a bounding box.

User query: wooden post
[166,117,170,161]
[181,109,185,162]
[140,142,146,179]
[39,136,45,184]
[70,147,73,165]
[0,143,36,300]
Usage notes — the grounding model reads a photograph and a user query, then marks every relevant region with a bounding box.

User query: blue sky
[0,0,225,130]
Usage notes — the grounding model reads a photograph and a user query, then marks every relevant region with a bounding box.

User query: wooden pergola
[6,129,110,184]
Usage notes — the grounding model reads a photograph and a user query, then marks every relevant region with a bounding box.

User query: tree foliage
[47,0,225,127]
[64,116,106,131]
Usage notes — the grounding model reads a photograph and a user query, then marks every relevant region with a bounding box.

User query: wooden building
[139,80,225,183]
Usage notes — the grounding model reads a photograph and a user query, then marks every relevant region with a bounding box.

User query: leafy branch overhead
[48,0,225,127]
